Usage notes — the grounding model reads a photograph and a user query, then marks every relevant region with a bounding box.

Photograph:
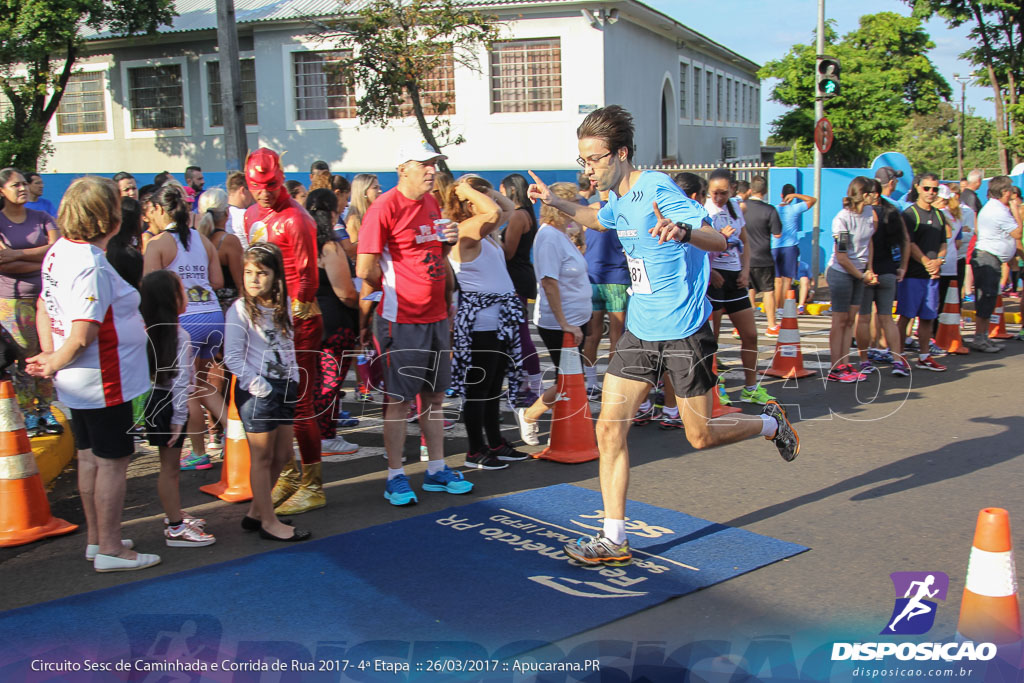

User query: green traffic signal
[816,56,841,99]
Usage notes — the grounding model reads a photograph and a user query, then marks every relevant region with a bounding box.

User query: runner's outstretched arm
[527,170,605,230]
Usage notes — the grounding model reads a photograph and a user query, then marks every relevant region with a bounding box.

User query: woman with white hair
[197,188,244,310]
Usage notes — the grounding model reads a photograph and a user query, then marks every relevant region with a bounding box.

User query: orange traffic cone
[534,333,599,464]
[989,297,1013,339]
[199,377,252,502]
[764,291,815,378]
[0,379,77,547]
[711,356,741,418]
[935,279,969,354]
[957,508,1021,643]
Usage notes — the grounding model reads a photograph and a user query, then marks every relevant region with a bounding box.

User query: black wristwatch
[676,221,692,243]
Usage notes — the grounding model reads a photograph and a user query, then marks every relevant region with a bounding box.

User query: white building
[45,0,761,173]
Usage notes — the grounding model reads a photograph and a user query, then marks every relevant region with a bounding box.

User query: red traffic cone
[200,377,253,502]
[764,291,815,378]
[534,333,599,464]
[957,508,1022,644]
[935,279,969,354]
[0,379,78,547]
[989,297,1013,339]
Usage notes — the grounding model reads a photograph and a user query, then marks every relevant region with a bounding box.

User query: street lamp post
[954,73,968,181]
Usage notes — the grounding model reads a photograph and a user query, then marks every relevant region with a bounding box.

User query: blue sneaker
[23,412,43,438]
[422,466,474,494]
[384,474,418,506]
[336,410,359,428]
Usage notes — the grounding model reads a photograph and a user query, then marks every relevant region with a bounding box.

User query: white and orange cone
[200,377,253,502]
[935,279,969,354]
[534,333,599,464]
[957,508,1022,644]
[989,297,1013,340]
[764,291,815,378]
[0,379,78,547]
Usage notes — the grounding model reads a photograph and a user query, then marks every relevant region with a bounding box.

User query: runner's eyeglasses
[577,151,613,168]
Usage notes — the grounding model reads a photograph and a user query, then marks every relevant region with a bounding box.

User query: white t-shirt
[705,200,745,271]
[532,223,592,329]
[224,298,299,395]
[228,205,249,249]
[975,199,1017,262]
[828,206,875,273]
[40,238,150,409]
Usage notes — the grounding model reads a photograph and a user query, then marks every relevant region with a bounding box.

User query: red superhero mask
[245,148,288,206]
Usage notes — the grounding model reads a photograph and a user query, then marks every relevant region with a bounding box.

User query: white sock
[662,405,679,419]
[905,337,913,347]
[426,459,445,475]
[745,385,756,392]
[584,366,597,388]
[528,373,543,392]
[760,414,778,438]
[387,467,405,480]
[919,353,930,361]
[603,518,627,545]
[638,399,652,413]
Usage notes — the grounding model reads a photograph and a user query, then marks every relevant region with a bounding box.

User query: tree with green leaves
[0,0,176,170]
[323,0,501,175]
[897,101,999,175]
[760,12,951,167]
[906,0,1024,172]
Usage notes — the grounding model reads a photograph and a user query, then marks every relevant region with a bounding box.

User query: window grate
[128,65,184,130]
[56,71,107,135]
[208,59,258,126]
[400,51,456,117]
[489,39,562,113]
[294,50,356,121]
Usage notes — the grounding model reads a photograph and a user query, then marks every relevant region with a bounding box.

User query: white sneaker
[94,552,161,572]
[516,408,540,446]
[321,436,359,455]
[85,539,133,561]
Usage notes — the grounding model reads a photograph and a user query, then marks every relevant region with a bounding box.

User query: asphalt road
[2,311,1022,680]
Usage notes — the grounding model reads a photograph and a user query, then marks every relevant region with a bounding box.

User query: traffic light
[817,56,841,99]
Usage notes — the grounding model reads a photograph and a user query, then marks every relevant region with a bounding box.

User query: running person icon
[888,574,939,631]
[527,106,800,567]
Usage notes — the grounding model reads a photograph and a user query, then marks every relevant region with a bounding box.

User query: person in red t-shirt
[243,148,325,515]
[356,141,473,506]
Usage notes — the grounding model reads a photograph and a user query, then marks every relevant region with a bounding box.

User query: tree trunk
[407,81,451,176]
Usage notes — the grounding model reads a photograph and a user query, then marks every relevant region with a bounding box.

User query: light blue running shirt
[774,200,808,249]
[597,171,712,341]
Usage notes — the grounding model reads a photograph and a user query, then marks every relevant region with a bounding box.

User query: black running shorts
[606,323,718,399]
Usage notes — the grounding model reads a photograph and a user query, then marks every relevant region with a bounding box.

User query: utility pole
[811,0,825,282]
[216,0,248,171]
[954,73,968,180]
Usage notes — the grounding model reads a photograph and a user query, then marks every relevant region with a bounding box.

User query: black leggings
[462,331,508,454]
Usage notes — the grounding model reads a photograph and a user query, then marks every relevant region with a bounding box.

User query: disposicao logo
[882,571,948,635]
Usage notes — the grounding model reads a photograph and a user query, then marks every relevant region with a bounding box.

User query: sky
[645,0,991,142]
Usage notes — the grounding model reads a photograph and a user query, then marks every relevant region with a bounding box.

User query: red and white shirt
[40,238,150,409]
[357,188,447,324]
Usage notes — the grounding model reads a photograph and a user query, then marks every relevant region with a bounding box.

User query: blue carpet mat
[0,484,806,678]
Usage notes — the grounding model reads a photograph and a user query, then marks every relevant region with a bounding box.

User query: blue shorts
[234,378,297,433]
[896,278,939,321]
[772,246,800,280]
[181,310,225,360]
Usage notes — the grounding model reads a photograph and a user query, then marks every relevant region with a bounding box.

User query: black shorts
[144,388,188,449]
[234,377,297,434]
[606,323,718,399]
[749,266,775,293]
[537,322,590,373]
[69,401,135,459]
[708,270,753,314]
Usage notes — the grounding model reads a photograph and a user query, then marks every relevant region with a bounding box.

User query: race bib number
[627,255,652,295]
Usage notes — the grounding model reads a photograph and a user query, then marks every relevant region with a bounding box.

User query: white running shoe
[165,522,216,548]
[321,436,359,455]
[516,408,540,446]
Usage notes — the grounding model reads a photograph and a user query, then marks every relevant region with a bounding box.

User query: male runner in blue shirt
[527,105,799,567]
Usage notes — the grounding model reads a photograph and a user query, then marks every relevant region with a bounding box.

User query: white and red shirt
[357,188,447,324]
[40,238,150,409]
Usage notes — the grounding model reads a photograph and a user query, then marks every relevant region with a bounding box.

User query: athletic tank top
[166,226,220,316]
[503,209,537,300]
[449,238,516,331]
[210,228,236,291]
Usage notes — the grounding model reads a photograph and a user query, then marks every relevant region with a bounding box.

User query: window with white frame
[400,50,456,117]
[207,58,258,126]
[717,75,725,121]
[725,78,732,122]
[294,50,356,121]
[733,81,739,122]
[706,71,713,120]
[489,38,562,113]
[56,71,107,135]
[679,63,688,118]
[693,66,702,121]
[127,64,184,130]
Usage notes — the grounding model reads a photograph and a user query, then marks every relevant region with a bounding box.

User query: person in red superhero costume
[243,148,325,514]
